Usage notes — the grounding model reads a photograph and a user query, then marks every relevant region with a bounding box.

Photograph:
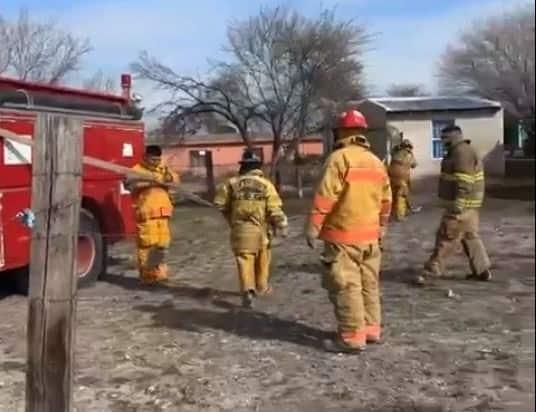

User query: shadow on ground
[380,267,419,285]
[0,271,19,300]
[135,301,332,351]
[102,273,241,300]
[486,183,535,201]
[276,261,324,275]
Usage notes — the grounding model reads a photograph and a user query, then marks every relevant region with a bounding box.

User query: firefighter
[305,110,392,353]
[125,145,179,284]
[416,125,491,286]
[214,149,288,308]
[388,137,417,221]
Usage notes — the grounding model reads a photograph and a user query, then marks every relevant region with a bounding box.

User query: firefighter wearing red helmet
[305,109,392,353]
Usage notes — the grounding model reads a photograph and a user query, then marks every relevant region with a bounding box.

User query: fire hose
[0,127,216,209]
[1,127,302,247]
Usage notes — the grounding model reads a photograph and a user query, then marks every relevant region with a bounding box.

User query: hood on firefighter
[144,145,163,168]
[441,125,469,149]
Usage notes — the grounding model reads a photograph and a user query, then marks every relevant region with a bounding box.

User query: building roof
[156,133,322,147]
[364,96,502,113]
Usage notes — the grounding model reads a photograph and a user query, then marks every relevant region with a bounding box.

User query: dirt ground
[1,190,534,412]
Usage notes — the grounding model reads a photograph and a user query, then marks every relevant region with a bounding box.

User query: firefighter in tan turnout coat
[214,149,288,308]
[305,110,392,353]
[417,125,491,285]
[388,137,417,221]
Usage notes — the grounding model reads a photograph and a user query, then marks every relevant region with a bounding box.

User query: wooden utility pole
[26,114,83,412]
[205,150,216,200]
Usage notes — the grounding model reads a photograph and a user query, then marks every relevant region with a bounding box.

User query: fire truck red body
[0,74,144,288]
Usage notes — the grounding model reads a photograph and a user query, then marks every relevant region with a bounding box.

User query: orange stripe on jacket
[310,194,337,230]
[309,212,325,228]
[320,224,380,245]
[312,194,336,212]
[345,167,387,183]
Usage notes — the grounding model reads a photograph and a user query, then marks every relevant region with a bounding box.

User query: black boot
[466,269,492,281]
[478,269,492,281]
[241,290,255,308]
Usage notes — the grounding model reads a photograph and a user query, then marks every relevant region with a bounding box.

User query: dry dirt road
[1,193,534,412]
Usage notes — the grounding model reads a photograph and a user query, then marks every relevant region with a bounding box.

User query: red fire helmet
[336,110,368,129]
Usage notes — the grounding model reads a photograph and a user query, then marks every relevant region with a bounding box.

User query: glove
[378,226,387,251]
[278,226,289,238]
[379,226,387,241]
[305,226,318,249]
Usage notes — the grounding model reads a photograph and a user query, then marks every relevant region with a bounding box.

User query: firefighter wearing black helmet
[214,148,288,308]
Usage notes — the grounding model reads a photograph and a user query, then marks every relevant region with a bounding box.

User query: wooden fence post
[26,114,83,412]
[205,150,216,199]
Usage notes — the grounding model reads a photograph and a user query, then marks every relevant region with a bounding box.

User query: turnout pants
[391,181,411,221]
[322,242,382,344]
[425,209,490,276]
[234,244,272,294]
[136,217,171,283]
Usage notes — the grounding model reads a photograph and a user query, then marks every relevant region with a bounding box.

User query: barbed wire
[3,203,306,242]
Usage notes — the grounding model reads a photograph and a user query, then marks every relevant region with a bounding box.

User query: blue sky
[2,0,533,104]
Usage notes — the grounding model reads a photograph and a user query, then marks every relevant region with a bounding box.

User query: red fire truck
[0,74,145,290]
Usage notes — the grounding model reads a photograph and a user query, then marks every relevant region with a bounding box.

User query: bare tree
[0,8,92,83]
[225,7,369,172]
[386,83,429,97]
[131,6,369,179]
[438,4,535,138]
[131,52,258,145]
[0,16,11,74]
[83,69,116,93]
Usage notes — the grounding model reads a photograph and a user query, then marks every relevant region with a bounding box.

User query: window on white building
[432,119,455,159]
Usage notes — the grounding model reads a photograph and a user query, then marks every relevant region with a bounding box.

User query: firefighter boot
[241,290,255,309]
[467,269,492,282]
[416,260,443,286]
[323,330,366,354]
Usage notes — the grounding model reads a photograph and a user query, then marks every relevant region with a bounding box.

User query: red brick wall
[163,140,322,177]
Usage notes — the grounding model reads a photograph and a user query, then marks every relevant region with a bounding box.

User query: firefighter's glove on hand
[278,226,289,238]
[379,226,387,241]
[305,227,319,250]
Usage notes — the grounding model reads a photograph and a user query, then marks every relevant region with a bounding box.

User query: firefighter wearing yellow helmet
[125,145,179,284]
[305,110,392,353]
[214,149,288,308]
[388,136,417,221]
[417,125,491,285]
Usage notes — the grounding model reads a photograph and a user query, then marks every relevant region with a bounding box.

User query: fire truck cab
[0,74,145,290]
